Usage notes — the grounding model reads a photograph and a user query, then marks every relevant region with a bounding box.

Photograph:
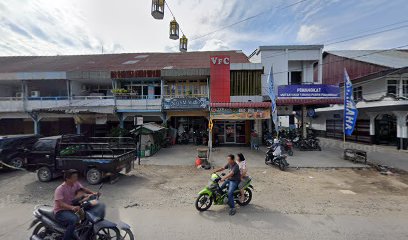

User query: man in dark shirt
[213,154,241,215]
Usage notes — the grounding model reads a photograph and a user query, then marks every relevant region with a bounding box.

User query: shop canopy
[130,122,166,135]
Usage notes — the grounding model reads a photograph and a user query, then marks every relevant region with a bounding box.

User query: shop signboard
[210,56,231,102]
[211,108,271,120]
[163,97,209,110]
[278,84,340,98]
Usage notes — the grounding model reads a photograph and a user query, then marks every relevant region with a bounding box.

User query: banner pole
[343,69,346,150]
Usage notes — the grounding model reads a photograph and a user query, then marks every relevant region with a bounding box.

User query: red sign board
[210,56,230,103]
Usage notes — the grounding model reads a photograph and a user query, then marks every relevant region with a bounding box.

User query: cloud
[297,24,325,43]
[199,39,231,51]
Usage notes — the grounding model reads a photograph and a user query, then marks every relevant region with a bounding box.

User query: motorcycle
[177,131,189,144]
[265,144,289,171]
[280,138,294,156]
[299,137,321,151]
[29,184,134,240]
[195,173,253,211]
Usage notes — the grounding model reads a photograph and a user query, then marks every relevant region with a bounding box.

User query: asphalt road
[2,204,408,240]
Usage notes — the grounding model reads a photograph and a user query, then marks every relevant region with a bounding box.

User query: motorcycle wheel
[237,188,252,206]
[279,160,288,171]
[265,156,270,165]
[92,227,121,240]
[32,223,51,239]
[195,193,213,211]
[120,229,135,240]
[288,149,294,156]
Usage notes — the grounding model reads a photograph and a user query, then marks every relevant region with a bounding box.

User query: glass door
[225,123,236,143]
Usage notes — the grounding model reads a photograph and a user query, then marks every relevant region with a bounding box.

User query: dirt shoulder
[1,165,407,218]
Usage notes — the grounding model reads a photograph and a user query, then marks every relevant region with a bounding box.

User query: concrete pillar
[367,113,379,144]
[29,113,41,135]
[76,123,81,134]
[117,112,124,129]
[302,105,307,138]
[318,47,323,83]
[394,111,408,150]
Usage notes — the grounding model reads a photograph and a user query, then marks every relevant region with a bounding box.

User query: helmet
[273,139,279,144]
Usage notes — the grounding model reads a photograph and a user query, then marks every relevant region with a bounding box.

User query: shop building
[310,50,408,149]
[208,55,267,145]
[0,51,251,138]
[249,45,342,138]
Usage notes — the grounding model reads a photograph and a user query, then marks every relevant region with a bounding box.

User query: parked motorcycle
[299,137,321,151]
[265,143,289,171]
[177,132,189,144]
[195,173,253,211]
[29,184,134,240]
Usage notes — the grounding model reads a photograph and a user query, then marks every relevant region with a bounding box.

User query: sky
[0,0,407,56]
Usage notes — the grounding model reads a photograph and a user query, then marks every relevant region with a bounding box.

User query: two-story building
[249,45,342,138]
[0,51,257,142]
[311,50,408,150]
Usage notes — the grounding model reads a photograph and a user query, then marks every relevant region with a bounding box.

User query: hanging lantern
[180,35,188,52]
[151,0,165,20]
[169,18,179,40]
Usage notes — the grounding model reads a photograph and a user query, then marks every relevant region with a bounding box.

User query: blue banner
[278,84,340,98]
[344,69,358,136]
[267,67,279,132]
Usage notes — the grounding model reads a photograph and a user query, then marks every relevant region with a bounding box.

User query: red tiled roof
[277,98,343,105]
[0,51,249,73]
[210,102,271,108]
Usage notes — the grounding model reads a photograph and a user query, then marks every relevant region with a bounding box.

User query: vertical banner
[209,56,230,103]
[344,69,358,136]
[267,66,279,133]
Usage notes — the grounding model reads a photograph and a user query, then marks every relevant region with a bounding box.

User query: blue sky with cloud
[0,0,407,56]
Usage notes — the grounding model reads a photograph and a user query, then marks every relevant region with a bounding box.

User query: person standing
[54,169,96,240]
[213,154,241,216]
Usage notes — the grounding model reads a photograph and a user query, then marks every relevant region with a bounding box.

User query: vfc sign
[210,55,231,103]
[210,56,230,65]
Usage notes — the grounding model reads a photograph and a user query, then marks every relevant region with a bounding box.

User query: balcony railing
[0,95,162,112]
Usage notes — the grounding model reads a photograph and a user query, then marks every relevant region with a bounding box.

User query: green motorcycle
[195,173,253,211]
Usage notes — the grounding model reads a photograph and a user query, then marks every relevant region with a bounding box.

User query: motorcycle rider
[236,153,250,203]
[213,154,241,216]
[54,169,97,240]
[272,139,282,156]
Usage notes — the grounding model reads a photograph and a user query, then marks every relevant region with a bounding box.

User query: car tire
[86,168,102,185]
[8,157,24,169]
[37,167,53,182]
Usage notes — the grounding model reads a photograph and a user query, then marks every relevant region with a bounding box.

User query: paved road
[2,204,408,240]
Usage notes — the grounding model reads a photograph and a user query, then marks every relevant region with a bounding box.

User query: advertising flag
[267,66,279,132]
[344,69,358,136]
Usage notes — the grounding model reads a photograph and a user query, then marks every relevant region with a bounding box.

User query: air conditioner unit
[16,92,23,98]
[31,91,40,97]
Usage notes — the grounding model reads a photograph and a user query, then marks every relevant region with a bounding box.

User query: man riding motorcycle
[54,169,97,240]
[213,154,241,216]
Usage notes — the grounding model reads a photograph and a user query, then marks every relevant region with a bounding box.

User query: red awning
[276,98,343,105]
[210,102,271,108]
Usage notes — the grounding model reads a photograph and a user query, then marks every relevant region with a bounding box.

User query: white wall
[254,48,322,96]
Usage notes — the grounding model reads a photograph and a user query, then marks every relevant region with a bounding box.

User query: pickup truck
[25,135,136,184]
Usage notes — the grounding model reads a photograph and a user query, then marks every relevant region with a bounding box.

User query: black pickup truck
[25,135,136,184]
